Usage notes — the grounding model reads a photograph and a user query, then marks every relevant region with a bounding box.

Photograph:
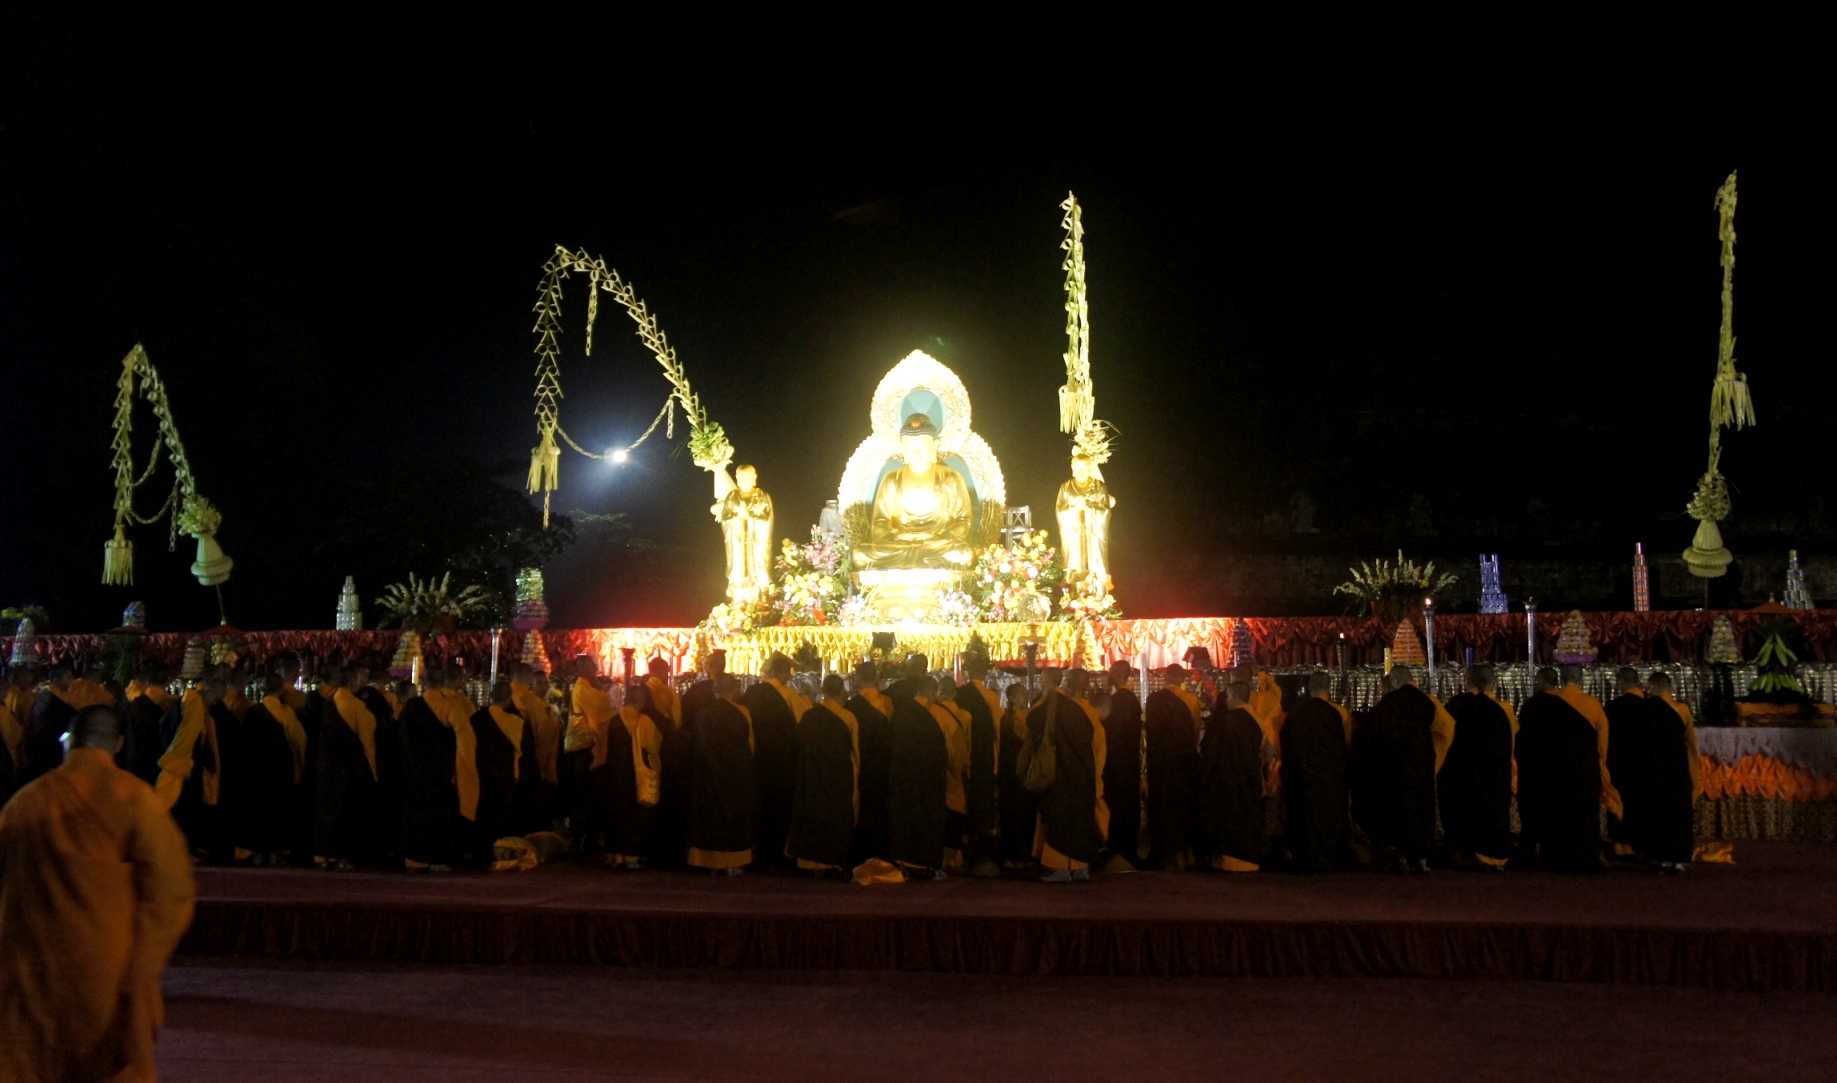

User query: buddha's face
[736,467,757,493]
[901,433,937,472]
[1071,457,1092,483]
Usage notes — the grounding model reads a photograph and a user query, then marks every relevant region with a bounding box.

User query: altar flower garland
[702,600,761,637]
[971,530,1061,623]
[1059,587,1121,622]
[771,527,849,626]
[937,590,979,627]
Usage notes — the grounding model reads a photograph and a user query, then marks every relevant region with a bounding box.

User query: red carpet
[181,842,1837,989]
[158,962,1837,1083]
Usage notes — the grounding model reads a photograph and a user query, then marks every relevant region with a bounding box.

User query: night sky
[3,23,1828,634]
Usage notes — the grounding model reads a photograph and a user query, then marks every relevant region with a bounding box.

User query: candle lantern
[1633,544,1651,612]
[1423,597,1437,691]
[1525,598,1539,667]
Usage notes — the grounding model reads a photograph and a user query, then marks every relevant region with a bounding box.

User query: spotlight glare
[611,448,630,464]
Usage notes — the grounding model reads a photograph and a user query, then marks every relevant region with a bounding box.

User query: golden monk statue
[1056,453,1114,597]
[852,414,975,570]
[713,464,773,603]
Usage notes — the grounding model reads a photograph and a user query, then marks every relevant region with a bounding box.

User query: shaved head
[70,704,123,750]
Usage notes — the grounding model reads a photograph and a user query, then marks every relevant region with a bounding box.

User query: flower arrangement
[1332,550,1459,621]
[937,590,979,627]
[375,572,493,634]
[837,594,873,626]
[772,526,850,626]
[969,530,1061,623]
[702,600,761,637]
[1059,587,1120,621]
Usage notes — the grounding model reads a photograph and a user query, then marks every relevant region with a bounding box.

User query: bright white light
[611,448,630,464]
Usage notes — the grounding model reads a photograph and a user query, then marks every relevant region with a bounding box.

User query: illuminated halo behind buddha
[837,351,1006,622]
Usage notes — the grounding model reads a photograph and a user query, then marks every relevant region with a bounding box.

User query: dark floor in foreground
[162,959,1834,1083]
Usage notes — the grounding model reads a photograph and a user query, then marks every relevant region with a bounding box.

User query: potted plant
[1333,551,1458,622]
[376,572,493,637]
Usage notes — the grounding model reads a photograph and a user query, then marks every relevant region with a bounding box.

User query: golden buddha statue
[852,414,975,570]
[713,464,774,603]
[1056,453,1114,597]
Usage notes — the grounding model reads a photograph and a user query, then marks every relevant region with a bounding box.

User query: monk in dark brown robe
[1639,672,1699,869]
[686,675,757,874]
[473,681,541,853]
[1196,680,1270,872]
[1438,664,1518,869]
[1279,671,1351,873]
[744,654,803,871]
[123,662,175,784]
[1355,668,1454,873]
[953,655,1004,877]
[315,669,384,868]
[1101,660,1144,870]
[1516,667,1608,873]
[996,682,1039,867]
[595,681,664,869]
[1144,664,1202,869]
[231,675,305,864]
[846,661,894,866]
[1604,667,1656,862]
[886,675,952,876]
[788,674,859,875]
[156,676,228,859]
[1036,669,1108,882]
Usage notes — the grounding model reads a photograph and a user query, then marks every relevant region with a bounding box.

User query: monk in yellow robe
[511,667,561,825]
[0,703,195,1083]
[594,681,663,868]
[571,669,617,851]
[4,668,38,736]
[156,677,227,858]
[0,686,24,805]
[21,667,79,786]
[66,667,117,711]
[644,657,690,865]
[562,656,604,850]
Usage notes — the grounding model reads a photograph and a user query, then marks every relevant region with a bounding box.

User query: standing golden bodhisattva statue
[1056,453,1114,597]
[714,464,774,604]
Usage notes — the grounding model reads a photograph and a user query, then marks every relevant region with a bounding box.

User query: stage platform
[180,842,1837,990]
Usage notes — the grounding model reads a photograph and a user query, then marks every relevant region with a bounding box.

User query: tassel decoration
[103,524,135,586]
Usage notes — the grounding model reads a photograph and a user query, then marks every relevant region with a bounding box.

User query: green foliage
[1753,622,1805,696]
[376,572,494,633]
[98,633,145,686]
[1333,550,1459,619]
[1,606,50,635]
